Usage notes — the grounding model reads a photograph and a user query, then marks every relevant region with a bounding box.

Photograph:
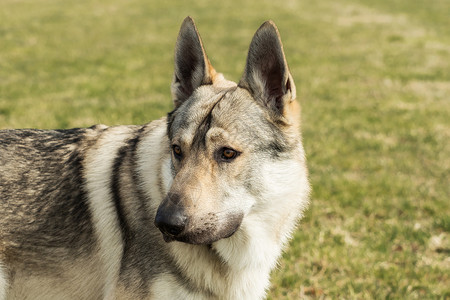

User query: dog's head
[155,17,306,245]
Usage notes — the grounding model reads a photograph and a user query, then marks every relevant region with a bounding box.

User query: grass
[1,0,449,298]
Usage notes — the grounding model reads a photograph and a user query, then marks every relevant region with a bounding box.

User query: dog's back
[0,128,110,298]
[0,128,94,265]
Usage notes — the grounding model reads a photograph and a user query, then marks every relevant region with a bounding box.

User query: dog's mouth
[157,214,243,245]
[163,226,240,245]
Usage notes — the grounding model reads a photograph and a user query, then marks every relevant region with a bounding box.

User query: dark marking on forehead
[166,110,177,140]
[166,88,233,142]
[190,91,229,149]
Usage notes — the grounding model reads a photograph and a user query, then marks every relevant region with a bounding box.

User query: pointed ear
[171,17,216,108]
[238,21,296,121]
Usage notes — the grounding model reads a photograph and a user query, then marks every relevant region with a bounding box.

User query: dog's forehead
[169,86,266,143]
[168,87,230,139]
[209,89,265,131]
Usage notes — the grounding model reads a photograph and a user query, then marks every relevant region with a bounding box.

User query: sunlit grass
[1,0,449,298]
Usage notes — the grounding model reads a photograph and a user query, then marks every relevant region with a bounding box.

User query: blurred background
[0,0,448,298]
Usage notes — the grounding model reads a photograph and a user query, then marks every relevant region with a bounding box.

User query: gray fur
[0,128,96,272]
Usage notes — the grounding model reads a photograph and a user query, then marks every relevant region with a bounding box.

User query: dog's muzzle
[154,193,244,245]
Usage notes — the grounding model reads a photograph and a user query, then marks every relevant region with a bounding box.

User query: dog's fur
[0,17,310,299]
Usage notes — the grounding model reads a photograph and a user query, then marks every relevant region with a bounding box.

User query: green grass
[1,0,449,298]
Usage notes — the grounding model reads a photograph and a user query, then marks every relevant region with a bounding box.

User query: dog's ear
[171,17,216,108]
[239,21,296,123]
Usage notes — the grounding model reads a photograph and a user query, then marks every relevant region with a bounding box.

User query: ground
[1,0,449,298]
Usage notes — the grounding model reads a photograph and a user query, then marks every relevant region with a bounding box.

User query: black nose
[154,207,187,238]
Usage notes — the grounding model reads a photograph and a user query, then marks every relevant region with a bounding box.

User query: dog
[0,17,310,299]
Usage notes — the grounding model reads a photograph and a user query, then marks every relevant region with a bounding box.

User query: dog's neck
[167,224,283,299]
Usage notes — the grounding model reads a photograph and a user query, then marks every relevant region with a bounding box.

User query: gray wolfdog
[0,17,309,299]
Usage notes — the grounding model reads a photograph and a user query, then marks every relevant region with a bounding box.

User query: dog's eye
[221,148,239,161]
[172,145,182,159]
